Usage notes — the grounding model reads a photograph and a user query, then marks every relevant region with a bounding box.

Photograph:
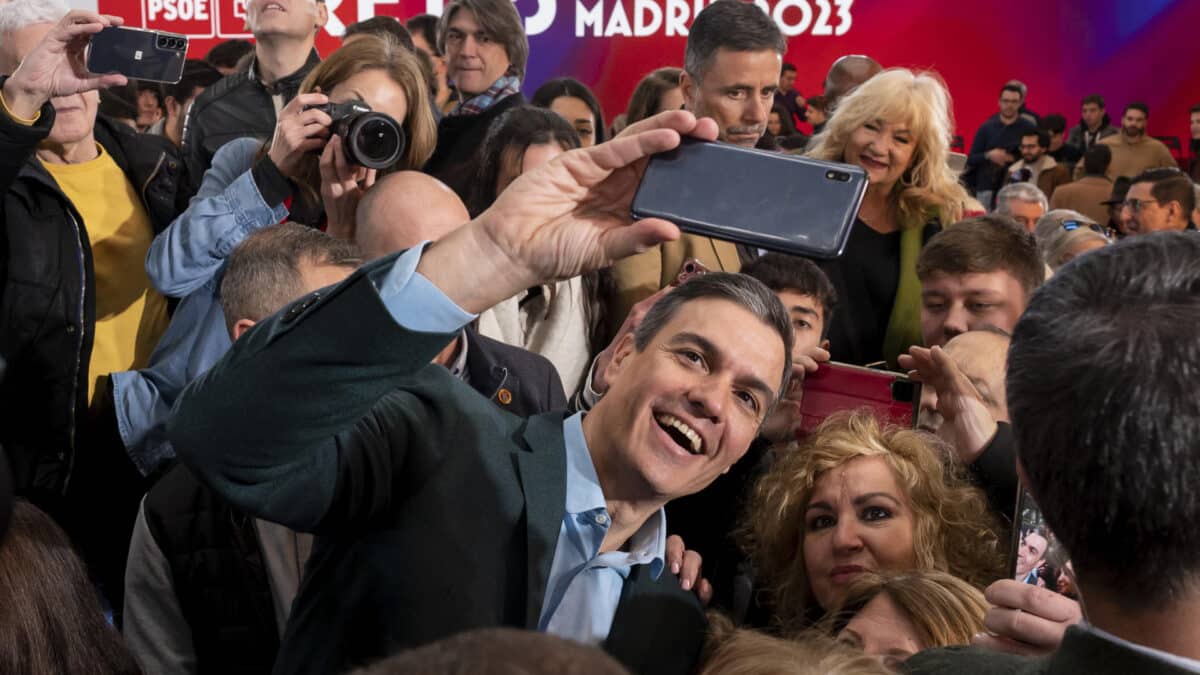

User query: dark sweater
[965,114,1037,191]
[424,93,526,201]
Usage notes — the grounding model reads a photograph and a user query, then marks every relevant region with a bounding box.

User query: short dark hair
[917,216,1044,298]
[1124,102,1149,117]
[530,77,607,144]
[684,0,786,81]
[805,94,828,113]
[439,0,529,80]
[346,628,631,674]
[220,224,362,335]
[740,253,837,336]
[1131,168,1195,216]
[781,62,797,75]
[405,13,441,55]
[344,16,415,52]
[204,39,253,70]
[1038,113,1066,135]
[1191,103,1200,115]
[1080,94,1105,108]
[1022,129,1050,149]
[1008,232,1200,609]
[165,59,222,103]
[633,272,793,402]
[1082,143,1112,176]
[1000,83,1023,98]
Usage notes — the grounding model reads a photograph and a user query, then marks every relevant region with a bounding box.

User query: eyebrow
[670,331,776,401]
[790,304,820,318]
[805,492,902,513]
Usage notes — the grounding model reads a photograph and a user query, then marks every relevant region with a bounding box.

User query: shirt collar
[1081,622,1200,673]
[448,330,470,381]
[248,48,322,91]
[561,413,667,578]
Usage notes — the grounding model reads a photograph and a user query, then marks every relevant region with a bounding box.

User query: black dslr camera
[305,101,405,170]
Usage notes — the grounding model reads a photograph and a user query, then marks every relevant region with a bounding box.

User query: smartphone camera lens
[825,170,851,182]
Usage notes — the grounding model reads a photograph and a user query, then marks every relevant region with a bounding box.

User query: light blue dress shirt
[376,246,667,645]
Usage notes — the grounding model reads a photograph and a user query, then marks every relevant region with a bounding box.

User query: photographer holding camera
[108,35,438,488]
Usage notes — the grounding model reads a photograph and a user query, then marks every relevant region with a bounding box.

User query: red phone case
[796,362,917,437]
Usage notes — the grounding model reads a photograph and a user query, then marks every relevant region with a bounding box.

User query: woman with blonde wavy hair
[742,410,1003,632]
[807,69,972,368]
[820,570,988,668]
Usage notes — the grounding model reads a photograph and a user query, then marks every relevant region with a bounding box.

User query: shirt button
[594,513,609,526]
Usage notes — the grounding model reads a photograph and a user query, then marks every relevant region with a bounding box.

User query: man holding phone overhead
[609,0,787,335]
[0,3,185,615]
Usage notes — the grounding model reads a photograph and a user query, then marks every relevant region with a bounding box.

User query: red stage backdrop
[92,0,1200,153]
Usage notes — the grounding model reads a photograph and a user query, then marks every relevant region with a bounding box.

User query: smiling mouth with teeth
[655,413,704,455]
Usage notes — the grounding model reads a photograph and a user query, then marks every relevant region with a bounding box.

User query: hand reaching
[320,135,376,241]
[899,345,997,465]
[416,111,720,314]
[2,11,127,119]
[973,579,1082,657]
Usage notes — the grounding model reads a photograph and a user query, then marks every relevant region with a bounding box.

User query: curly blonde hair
[807,68,971,229]
[817,570,988,649]
[742,410,1004,631]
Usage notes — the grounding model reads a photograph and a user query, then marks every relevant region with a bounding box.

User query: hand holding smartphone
[86,26,188,84]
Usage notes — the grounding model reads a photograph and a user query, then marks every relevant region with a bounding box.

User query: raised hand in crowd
[1,10,127,119]
[759,344,830,442]
[899,345,997,465]
[267,92,332,181]
[417,109,719,313]
[972,578,1082,657]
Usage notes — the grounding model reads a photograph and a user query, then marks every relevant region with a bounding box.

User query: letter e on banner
[142,0,214,36]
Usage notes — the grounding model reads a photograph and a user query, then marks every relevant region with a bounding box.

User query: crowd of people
[0,0,1198,673]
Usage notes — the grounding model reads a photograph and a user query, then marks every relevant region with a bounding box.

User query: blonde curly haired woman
[742,410,1004,631]
[807,69,972,368]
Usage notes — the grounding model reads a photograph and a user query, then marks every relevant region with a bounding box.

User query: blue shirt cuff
[376,243,477,333]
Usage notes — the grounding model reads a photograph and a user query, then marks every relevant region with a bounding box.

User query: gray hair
[220,224,362,335]
[0,0,68,37]
[632,272,794,404]
[683,0,785,82]
[996,182,1048,216]
[1034,209,1109,271]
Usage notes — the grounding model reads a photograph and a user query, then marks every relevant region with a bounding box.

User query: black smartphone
[1010,485,1077,598]
[86,26,188,84]
[631,138,868,259]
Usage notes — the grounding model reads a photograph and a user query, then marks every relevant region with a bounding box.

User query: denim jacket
[111,138,288,474]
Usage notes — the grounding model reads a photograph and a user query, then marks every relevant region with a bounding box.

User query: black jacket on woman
[0,79,185,510]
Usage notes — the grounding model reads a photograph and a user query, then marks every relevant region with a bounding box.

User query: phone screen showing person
[1011,486,1077,598]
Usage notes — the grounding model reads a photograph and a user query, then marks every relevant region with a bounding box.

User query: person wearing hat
[1050,144,1113,226]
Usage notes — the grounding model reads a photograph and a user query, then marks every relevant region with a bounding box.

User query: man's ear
[231,318,258,341]
[679,70,698,111]
[820,338,831,350]
[165,96,181,119]
[605,332,641,383]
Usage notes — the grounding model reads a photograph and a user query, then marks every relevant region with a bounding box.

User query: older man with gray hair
[995,182,1049,231]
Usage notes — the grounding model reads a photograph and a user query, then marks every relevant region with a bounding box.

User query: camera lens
[344,113,405,169]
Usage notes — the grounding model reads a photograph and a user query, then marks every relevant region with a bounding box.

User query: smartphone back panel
[631,138,868,259]
[87,26,188,84]
[796,362,918,435]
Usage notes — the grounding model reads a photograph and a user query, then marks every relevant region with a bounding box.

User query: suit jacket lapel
[514,413,568,628]
[464,328,521,405]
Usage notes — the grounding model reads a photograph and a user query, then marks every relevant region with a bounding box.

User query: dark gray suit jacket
[904,626,1200,675]
[168,255,705,675]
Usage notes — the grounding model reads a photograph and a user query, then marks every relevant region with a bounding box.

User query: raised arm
[169,111,718,530]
